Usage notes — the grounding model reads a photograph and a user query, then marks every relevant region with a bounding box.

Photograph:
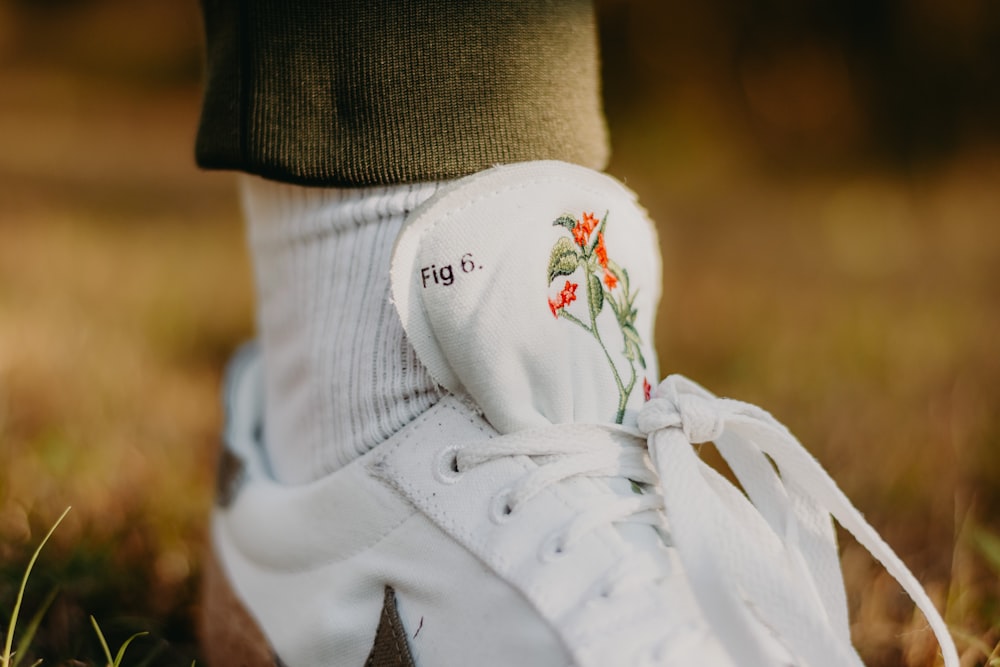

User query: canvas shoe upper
[210,161,957,667]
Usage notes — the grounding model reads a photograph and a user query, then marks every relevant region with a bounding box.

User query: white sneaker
[200,162,957,667]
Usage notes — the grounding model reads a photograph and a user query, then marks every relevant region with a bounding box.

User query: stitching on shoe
[383,588,413,666]
[365,586,417,667]
[369,398,651,645]
[420,175,638,234]
[371,401,519,571]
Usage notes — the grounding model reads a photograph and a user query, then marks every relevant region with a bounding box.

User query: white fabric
[242,177,446,482]
[216,357,575,666]
[391,161,661,432]
[222,351,958,665]
[216,352,742,667]
[218,162,957,667]
[373,418,751,667]
[637,375,959,667]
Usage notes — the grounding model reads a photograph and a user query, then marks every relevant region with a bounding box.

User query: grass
[89,617,147,667]
[1,33,999,667]
[2,508,69,667]
[1,506,161,667]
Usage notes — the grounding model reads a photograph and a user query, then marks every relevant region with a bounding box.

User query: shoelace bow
[637,375,958,667]
[457,375,959,667]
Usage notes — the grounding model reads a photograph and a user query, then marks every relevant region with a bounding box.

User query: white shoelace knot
[635,374,958,667]
[451,375,958,667]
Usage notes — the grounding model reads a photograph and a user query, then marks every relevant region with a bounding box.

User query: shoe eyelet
[539,532,569,563]
[488,488,516,524]
[433,445,464,484]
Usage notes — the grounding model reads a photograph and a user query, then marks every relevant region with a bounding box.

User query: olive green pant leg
[195,0,608,186]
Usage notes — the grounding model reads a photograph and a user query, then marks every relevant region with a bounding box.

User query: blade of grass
[90,617,147,667]
[89,616,113,667]
[112,632,148,667]
[1,507,71,667]
[11,587,58,667]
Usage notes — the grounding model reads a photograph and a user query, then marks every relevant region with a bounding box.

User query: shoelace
[458,375,958,666]
[456,423,665,550]
[637,375,959,667]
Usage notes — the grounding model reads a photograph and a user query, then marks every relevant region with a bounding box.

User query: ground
[0,4,999,665]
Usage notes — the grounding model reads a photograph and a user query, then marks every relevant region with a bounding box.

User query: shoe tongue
[391,161,660,433]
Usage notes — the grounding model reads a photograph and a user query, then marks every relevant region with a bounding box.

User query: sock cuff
[241,177,442,247]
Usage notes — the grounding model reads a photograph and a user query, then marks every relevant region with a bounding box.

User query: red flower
[560,280,578,305]
[643,378,652,402]
[603,270,618,290]
[595,232,608,268]
[572,211,600,247]
[548,280,578,317]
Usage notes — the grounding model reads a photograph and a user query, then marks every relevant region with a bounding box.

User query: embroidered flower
[643,377,652,402]
[548,280,578,317]
[560,280,579,304]
[595,232,608,268]
[571,211,600,247]
[546,209,648,423]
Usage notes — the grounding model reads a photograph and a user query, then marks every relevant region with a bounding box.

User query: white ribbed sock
[241,176,446,484]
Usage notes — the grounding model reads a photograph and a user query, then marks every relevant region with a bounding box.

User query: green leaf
[623,324,647,368]
[608,261,630,292]
[597,210,609,235]
[588,272,604,320]
[547,237,581,283]
[620,296,639,328]
[552,214,577,231]
[606,291,622,321]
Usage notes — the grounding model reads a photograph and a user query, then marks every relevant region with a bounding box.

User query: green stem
[558,310,592,334]
[621,362,637,420]
[584,275,628,422]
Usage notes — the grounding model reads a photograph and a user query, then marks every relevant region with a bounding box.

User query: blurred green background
[0,1,998,665]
